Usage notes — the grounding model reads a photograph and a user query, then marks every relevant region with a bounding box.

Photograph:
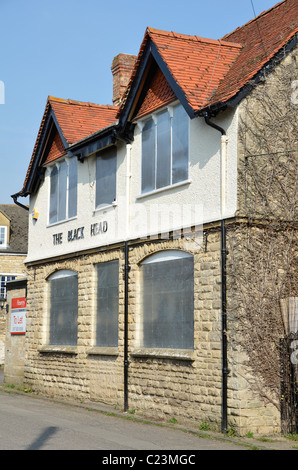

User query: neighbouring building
[0,204,28,364]
[12,0,297,435]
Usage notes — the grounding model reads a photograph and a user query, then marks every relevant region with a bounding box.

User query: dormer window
[0,226,8,248]
[49,157,77,225]
[140,103,189,194]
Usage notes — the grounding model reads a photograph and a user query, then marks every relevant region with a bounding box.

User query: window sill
[39,345,78,354]
[131,348,195,361]
[93,202,117,214]
[137,180,191,200]
[87,346,119,356]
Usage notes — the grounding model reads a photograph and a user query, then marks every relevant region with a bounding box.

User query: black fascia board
[118,40,153,129]
[150,41,196,119]
[66,125,118,160]
[49,108,68,149]
[22,109,58,196]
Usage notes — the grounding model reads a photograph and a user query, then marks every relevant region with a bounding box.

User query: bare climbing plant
[226,48,298,410]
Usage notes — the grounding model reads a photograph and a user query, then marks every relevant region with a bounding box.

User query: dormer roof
[119,0,297,122]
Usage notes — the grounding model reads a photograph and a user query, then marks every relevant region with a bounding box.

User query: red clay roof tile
[134,67,177,119]
[48,96,118,144]
[43,130,66,165]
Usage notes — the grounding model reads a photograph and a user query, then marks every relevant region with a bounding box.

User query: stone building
[0,204,28,364]
[12,0,297,435]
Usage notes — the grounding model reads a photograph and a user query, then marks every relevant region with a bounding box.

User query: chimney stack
[111,53,137,107]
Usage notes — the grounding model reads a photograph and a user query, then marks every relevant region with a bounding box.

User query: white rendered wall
[128,106,238,240]
[26,107,238,263]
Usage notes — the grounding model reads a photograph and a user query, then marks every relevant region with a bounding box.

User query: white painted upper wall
[26,105,238,263]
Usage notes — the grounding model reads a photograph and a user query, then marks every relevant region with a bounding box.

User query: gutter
[203,111,229,434]
[11,194,29,211]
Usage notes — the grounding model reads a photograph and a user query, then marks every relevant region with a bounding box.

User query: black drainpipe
[124,241,130,412]
[203,112,228,433]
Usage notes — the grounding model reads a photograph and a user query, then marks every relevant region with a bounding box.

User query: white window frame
[0,226,8,248]
[138,102,190,196]
[48,157,77,226]
[0,274,17,299]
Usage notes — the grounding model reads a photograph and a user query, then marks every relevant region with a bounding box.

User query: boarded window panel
[96,148,117,208]
[141,119,155,193]
[49,272,78,346]
[172,104,189,184]
[156,110,171,189]
[68,157,77,219]
[49,166,58,224]
[141,252,194,349]
[96,260,119,347]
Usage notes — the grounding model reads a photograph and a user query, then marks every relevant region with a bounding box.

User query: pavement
[0,366,297,450]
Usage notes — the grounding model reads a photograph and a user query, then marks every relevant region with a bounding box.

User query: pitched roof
[17,97,119,195]
[146,29,243,111]
[119,0,297,117]
[49,97,118,144]
[118,28,242,118]
[0,204,28,254]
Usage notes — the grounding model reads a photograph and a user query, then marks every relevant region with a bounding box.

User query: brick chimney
[111,53,137,107]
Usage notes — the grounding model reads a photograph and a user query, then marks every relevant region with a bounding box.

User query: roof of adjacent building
[15,0,298,198]
[211,0,298,106]
[0,204,28,254]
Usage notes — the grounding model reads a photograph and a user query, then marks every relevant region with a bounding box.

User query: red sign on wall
[11,297,26,335]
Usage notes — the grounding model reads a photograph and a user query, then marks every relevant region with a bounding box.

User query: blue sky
[0,0,280,204]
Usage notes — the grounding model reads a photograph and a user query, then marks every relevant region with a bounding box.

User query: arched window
[48,270,78,346]
[140,250,194,350]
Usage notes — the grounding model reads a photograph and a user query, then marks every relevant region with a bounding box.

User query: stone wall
[22,227,281,434]
[23,232,228,426]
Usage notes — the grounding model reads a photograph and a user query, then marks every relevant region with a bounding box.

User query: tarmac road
[0,388,245,451]
[0,369,296,452]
